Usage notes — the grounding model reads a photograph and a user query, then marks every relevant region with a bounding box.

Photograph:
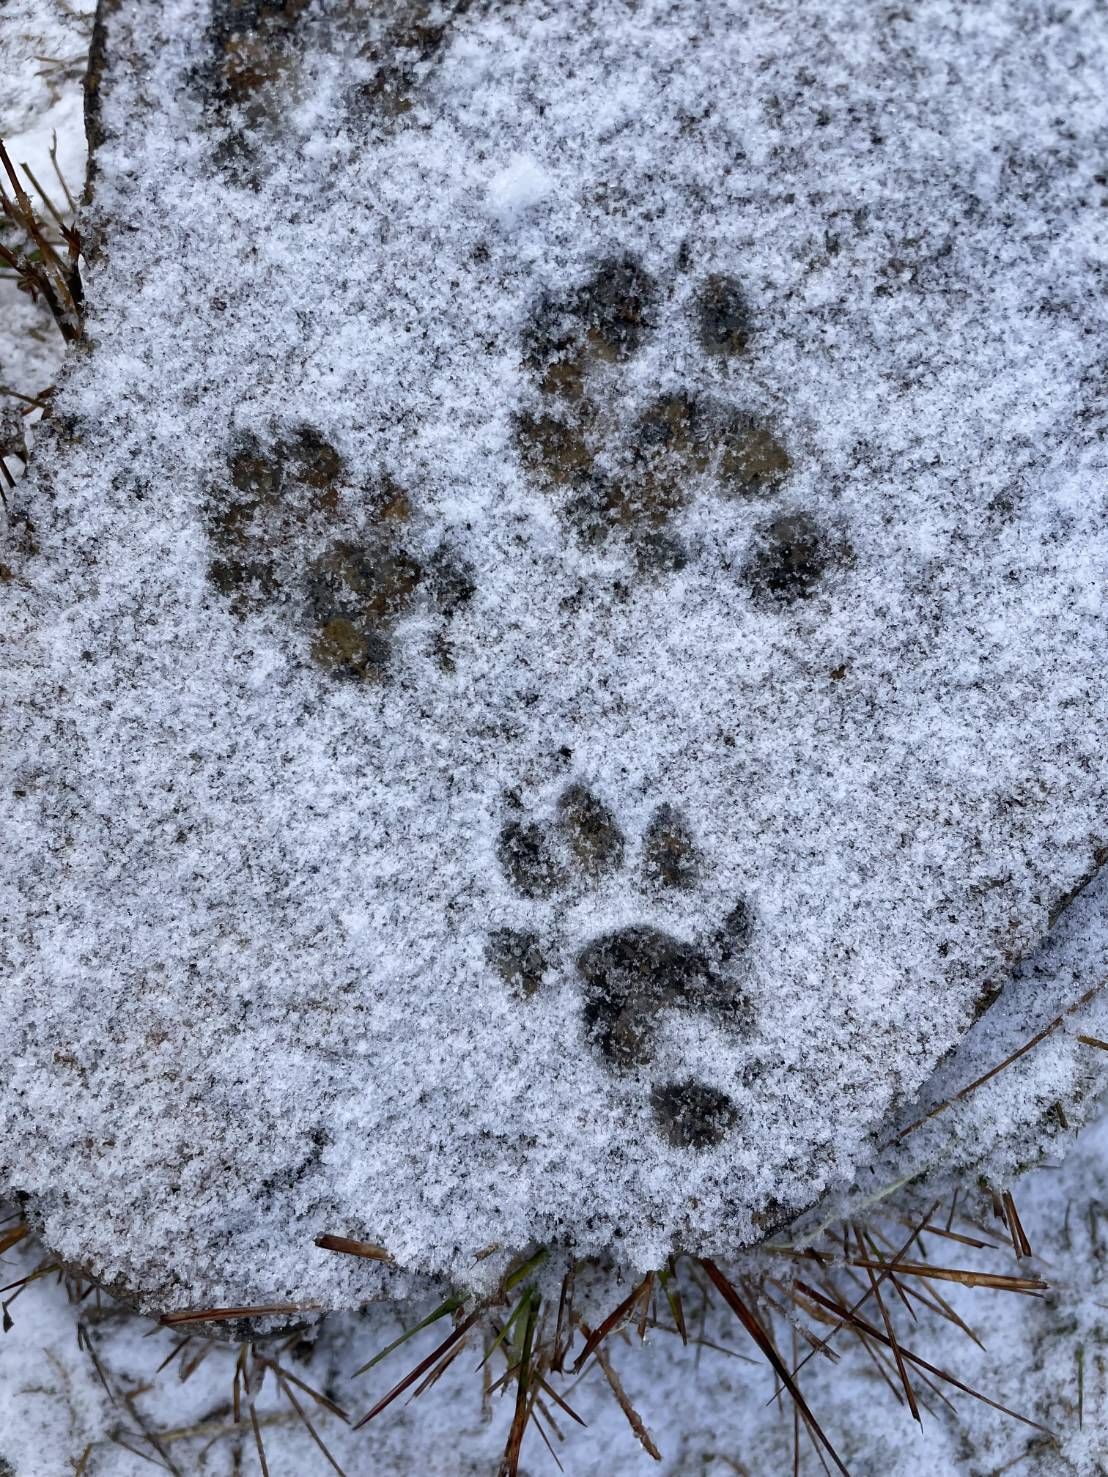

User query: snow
[486,153,552,228]
[5,1101,1108,1474]
[3,0,1108,1340]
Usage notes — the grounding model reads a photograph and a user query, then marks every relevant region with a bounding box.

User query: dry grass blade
[1077,1034,1108,1052]
[315,1233,394,1263]
[159,1303,318,1327]
[354,1308,482,1429]
[0,138,81,341]
[276,1367,349,1477]
[583,1325,661,1462]
[499,1290,540,1477]
[795,1280,1049,1431]
[894,979,1108,1141]
[852,1224,920,1424]
[844,1259,1045,1294]
[353,1294,466,1378]
[700,1260,849,1476]
[0,1222,29,1255]
[572,1273,652,1372]
[1002,1192,1033,1261]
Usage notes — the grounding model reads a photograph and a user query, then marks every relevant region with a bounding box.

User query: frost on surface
[2,0,1108,1314]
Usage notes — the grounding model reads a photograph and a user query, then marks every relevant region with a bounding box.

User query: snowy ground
[3,1108,1108,1477]
[4,2,1108,1473]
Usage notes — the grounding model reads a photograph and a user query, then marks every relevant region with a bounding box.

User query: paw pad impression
[515,252,846,596]
[490,782,756,1150]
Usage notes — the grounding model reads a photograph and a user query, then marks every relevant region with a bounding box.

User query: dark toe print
[557,783,625,876]
[495,781,621,897]
[745,511,848,606]
[696,274,751,358]
[200,0,314,172]
[206,429,462,681]
[204,429,341,618]
[715,898,755,961]
[714,409,791,497]
[305,538,422,679]
[349,4,458,124]
[643,803,702,890]
[524,255,659,398]
[206,0,311,109]
[496,819,565,900]
[651,1079,738,1150]
[516,409,596,487]
[491,788,754,1146]
[486,928,548,999]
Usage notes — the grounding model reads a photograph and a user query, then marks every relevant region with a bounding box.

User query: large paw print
[516,254,849,597]
[488,783,756,1150]
[203,427,474,680]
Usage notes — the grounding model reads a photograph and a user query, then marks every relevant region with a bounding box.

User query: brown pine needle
[585,1326,661,1462]
[894,979,1108,1141]
[795,1280,1049,1432]
[250,1402,271,1477]
[409,1335,469,1400]
[531,1400,566,1471]
[869,1265,986,1353]
[354,1308,482,1429]
[780,1200,941,1389]
[572,1274,652,1372]
[159,1303,318,1326]
[538,1375,587,1428]
[844,1259,1045,1295]
[853,1224,920,1424]
[660,1258,687,1346]
[1002,1192,1033,1261]
[315,1233,394,1263]
[276,1368,349,1477]
[915,1220,998,1252]
[700,1260,850,1477]
[257,1356,349,1423]
[551,1265,576,1373]
[0,1223,28,1255]
[1077,1034,1108,1052]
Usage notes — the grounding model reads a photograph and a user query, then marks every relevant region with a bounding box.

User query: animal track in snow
[516,253,849,599]
[489,782,756,1150]
[203,427,474,679]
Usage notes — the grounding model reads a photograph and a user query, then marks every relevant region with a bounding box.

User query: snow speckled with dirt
[3,0,1108,1314]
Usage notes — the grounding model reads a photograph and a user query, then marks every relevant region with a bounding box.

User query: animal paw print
[488,783,755,1150]
[203,427,474,680]
[199,2,460,175]
[516,254,849,598]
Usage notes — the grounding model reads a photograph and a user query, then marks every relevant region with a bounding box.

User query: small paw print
[203,427,474,680]
[516,252,847,597]
[488,783,756,1150]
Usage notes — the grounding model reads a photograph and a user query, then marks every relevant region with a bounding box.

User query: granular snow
[3,0,1108,1313]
